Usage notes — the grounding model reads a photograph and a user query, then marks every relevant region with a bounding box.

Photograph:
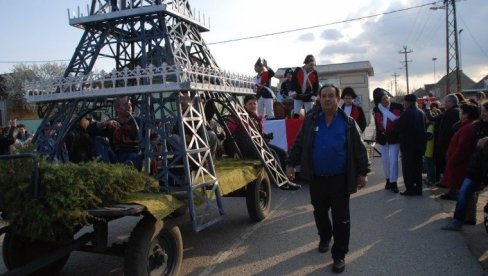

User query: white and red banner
[263,119,304,152]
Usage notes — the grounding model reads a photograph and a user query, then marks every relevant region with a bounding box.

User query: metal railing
[23,64,255,103]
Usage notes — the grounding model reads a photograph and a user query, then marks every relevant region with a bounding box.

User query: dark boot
[384,179,390,190]
[440,189,457,200]
[390,182,399,193]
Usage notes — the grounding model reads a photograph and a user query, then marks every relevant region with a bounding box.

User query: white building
[276,61,374,123]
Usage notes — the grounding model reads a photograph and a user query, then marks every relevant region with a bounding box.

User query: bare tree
[2,62,66,111]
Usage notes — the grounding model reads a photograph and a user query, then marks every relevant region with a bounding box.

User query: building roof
[424,83,436,93]
[434,70,475,92]
[412,87,428,97]
[275,61,374,79]
[471,74,488,90]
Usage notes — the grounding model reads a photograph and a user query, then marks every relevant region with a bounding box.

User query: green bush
[0,158,158,241]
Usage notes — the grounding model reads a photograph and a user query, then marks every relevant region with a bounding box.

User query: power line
[404,1,424,46]
[0,1,443,64]
[0,59,70,64]
[458,14,488,59]
[207,1,441,45]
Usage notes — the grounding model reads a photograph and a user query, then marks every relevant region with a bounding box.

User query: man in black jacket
[425,93,460,186]
[286,85,370,273]
[87,96,142,170]
[393,94,427,196]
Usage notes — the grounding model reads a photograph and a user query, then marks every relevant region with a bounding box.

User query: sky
[0,0,487,95]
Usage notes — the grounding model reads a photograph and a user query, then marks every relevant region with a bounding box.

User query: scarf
[378,104,398,129]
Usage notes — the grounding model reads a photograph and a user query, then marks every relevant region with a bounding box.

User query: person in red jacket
[340,87,367,133]
[441,103,480,200]
[254,58,275,119]
[290,54,319,118]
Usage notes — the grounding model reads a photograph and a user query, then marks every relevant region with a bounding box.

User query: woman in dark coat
[340,87,367,133]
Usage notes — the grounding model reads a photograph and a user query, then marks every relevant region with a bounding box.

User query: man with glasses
[425,93,461,187]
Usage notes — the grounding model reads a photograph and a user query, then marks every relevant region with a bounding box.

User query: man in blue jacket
[286,84,370,273]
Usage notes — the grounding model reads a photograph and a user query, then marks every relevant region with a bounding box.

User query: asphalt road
[0,157,485,275]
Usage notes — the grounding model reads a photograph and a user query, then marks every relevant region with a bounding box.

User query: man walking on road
[393,94,426,196]
[286,84,370,273]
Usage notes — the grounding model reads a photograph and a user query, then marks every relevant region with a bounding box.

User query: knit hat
[341,87,358,99]
[404,94,417,103]
[373,88,390,106]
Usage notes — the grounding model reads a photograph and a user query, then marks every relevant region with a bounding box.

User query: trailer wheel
[2,232,70,275]
[124,216,183,276]
[246,173,271,221]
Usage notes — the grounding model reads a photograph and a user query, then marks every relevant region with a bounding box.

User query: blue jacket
[287,106,370,194]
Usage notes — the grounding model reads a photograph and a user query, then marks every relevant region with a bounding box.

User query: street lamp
[432,57,437,83]
[459,28,463,71]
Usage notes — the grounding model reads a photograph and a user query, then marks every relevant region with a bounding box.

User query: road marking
[198,190,293,276]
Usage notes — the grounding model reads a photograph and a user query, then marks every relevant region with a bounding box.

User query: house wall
[318,72,372,125]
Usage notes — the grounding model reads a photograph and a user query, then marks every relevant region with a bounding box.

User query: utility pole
[431,0,461,95]
[446,0,461,94]
[392,72,400,95]
[399,46,413,94]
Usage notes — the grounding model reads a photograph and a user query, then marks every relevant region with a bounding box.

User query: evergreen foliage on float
[0,157,158,241]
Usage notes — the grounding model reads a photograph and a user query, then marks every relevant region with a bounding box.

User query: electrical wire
[207,1,442,45]
[404,0,425,46]
[0,1,444,64]
[459,14,488,58]
[0,59,70,64]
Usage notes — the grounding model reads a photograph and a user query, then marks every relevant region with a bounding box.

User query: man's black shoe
[332,258,345,273]
[390,182,399,193]
[440,192,456,201]
[435,182,448,188]
[280,182,301,191]
[318,239,330,253]
[384,179,390,190]
[400,190,417,196]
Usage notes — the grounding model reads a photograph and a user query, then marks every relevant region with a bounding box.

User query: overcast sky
[0,0,486,95]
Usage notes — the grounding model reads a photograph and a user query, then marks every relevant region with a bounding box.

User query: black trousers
[401,150,423,193]
[310,174,350,260]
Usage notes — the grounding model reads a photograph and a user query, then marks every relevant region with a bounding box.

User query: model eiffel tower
[24,0,294,232]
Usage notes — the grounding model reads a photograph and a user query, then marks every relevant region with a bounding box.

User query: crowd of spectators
[2,63,487,234]
[369,88,488,230]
